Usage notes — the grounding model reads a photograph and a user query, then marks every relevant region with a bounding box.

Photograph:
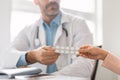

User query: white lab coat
[0,12,94,77]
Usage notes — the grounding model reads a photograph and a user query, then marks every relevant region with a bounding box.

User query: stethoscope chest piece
[35,38,40,47]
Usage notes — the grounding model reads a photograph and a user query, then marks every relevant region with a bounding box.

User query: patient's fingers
[80,45,90,49]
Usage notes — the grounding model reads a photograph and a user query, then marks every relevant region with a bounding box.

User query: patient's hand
[78,45,109,60]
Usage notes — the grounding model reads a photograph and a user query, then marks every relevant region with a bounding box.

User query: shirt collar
[51,12,61,26]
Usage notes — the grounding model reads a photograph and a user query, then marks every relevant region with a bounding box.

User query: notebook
[0,67,42,79]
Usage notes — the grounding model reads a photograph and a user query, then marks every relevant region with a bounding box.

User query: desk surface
[15,75,90,80]
[0,74,90,80]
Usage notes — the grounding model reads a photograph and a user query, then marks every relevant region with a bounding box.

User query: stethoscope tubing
[35,26,68,47]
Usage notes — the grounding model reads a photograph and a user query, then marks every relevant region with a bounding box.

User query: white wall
[0,1,11,53]
[96,0,120,80]
[103,0,120,55]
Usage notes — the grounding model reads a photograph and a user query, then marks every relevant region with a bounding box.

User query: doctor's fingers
[42,46,55,51]
[41,52,60,58]
[36,52,59,60]
[40,50,60,56]
[37,55,59,65]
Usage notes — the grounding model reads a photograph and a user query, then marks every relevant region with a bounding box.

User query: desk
[15,75,90,80]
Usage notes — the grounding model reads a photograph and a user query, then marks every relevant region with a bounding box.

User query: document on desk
[0,67,42,79]
[15,74,90,80]
[37,75,89,80]
[39,75,90,80]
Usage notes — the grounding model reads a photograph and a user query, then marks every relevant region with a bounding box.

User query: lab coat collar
[61,10,71,24]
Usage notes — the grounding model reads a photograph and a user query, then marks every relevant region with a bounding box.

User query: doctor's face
[36,0,60,16]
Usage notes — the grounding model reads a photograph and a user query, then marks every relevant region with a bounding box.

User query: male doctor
[2,0,94,78]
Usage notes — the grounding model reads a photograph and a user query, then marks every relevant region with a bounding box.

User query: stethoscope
[34,25,68,47]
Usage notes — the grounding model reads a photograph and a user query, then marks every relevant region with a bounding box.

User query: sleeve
[16,54,29,67]
[54,57,95,78]
[73,19,93,47]
[102,53,120,75]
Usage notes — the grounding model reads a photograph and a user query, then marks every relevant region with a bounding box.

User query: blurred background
[0,0,120,80]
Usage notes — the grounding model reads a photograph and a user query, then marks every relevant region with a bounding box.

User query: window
[61,0,95,13]
[10,11,40,41]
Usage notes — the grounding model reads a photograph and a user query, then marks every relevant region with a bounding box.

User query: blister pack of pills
[54,46,79,55]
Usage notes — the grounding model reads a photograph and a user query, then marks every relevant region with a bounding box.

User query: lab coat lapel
[38,19,46,46]
[54,25,62,46]
[54,12,70,46]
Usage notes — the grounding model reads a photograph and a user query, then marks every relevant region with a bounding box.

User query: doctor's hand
[26,46,60,65]
[78,45,109,60]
